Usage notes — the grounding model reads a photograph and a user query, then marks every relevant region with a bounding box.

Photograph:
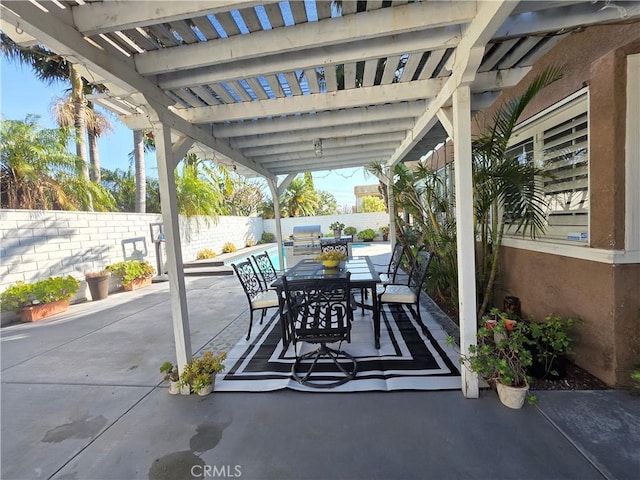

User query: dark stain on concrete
[189,422,230,454]
[148,451,204,480]
[41,414,107,443]
[128,365,138,370]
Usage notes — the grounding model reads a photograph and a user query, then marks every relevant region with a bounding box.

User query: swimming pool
[225,243,368,270]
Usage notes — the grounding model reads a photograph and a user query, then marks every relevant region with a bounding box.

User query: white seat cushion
[380,285,416,304]
[252,290,280,309]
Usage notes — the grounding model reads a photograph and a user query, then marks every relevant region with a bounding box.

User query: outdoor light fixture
[313,138,323,157]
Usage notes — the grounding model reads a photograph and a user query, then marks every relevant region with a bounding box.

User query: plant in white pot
[160,361,180,395]
[450,319,535,409]
[178,351,227,396]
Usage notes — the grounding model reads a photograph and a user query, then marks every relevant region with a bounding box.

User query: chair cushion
[380,285,416,304]
[251,290,280,309]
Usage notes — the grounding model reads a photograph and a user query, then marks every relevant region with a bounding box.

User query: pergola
[3,0,637,397]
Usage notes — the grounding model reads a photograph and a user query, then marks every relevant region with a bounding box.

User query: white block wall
[263,212,390,239]
[0,209,263,302]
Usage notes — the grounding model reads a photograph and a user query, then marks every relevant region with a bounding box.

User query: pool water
[225,243,368,270]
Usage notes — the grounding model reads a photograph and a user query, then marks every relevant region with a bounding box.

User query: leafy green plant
[178,351,227,393]
[0,276,80,312]
[357,228,376,241]
[379,225,390,236]
[160,361,179,382]
[329,221,345,231]
[344,226,357,236]
[260,232,275,243]
[222,242,237,253]
[527,314,576,379]
[448,319,533,388]
[106,260,154,287]
[196,249,217,260]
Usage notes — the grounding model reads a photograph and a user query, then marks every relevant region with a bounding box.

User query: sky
[0,58,375,209]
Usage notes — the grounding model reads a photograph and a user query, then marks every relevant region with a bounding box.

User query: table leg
[372,286,380,349]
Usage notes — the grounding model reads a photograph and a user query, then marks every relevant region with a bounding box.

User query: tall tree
[133,130,146,212]
[1,116,114,211]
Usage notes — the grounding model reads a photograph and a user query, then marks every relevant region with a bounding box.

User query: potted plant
[357,228,377,242]
[178,351,227,396]
[329,221,345,238]
[160,361,180,395]
[343,226,357,238]
[449,319,534,409]
[85,270,111,301]
[526,314,576,380]
[316,250,347,268]
[0,275,81,322]
[379,225,390,241]
[106,260,154,291]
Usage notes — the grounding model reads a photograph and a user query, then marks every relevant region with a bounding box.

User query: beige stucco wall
[491,24,640,386]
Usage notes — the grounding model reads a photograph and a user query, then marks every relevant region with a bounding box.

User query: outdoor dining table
[271,256,383,349]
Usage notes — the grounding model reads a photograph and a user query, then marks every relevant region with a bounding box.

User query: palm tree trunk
[88,127,101,183]
[133,130,146,213]
[70,64,89,183]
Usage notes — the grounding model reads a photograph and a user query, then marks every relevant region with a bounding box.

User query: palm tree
[283,175,318,217]
[1,115,114,211]
[52,94,113,183]
[132,130,146,213]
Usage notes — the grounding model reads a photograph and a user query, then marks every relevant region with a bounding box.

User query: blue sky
[0,58,374,208]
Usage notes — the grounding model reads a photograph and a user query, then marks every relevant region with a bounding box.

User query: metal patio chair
[377,251,434,327]
[251,250,283,290]
[232,259,280,341]
[282,272,357,388]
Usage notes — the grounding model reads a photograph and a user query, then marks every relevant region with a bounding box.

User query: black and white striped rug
[216,303,461,392]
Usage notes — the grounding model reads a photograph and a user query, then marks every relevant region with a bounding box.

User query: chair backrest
[282,273,352,344]
[386,242,405,281]
[231,260,264,301]
[251,251,278,290]
[408,251,434,294]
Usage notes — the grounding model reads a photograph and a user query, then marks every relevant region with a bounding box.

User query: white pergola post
[152,122,194,374]
[452,86,479,398]
[267,178,285,270]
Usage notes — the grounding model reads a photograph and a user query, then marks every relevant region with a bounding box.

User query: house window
[506,90,589,242]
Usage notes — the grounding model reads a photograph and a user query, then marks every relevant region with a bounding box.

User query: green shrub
[260,232,275,243]
[1,276,81,312]
[106,260,154,287]
[222,242,237,253]
[357,228,376,241]
[196,249,217,260]
[344,226,357,236]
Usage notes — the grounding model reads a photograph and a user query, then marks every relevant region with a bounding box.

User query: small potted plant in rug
[448,319,535,409]
[160,361,180,395]
[85,270,111,301]
[329,221,345,238]
[106,260,154,291]
[316,250,347,269]
[0,275,81,322]
[178,351,227,396]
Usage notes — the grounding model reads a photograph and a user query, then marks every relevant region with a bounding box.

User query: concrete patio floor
[1,244,638,480]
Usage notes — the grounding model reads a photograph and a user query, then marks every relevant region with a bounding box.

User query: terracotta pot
[496,381,529,409]
[123,276,152,291]
[20,299,70,322]
[86,275,110,301]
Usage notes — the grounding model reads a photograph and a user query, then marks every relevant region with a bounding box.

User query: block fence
[1,209,389,302]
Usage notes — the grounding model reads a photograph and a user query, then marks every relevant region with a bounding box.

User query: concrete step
[183,266,234,276]
[183,259,225,268]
